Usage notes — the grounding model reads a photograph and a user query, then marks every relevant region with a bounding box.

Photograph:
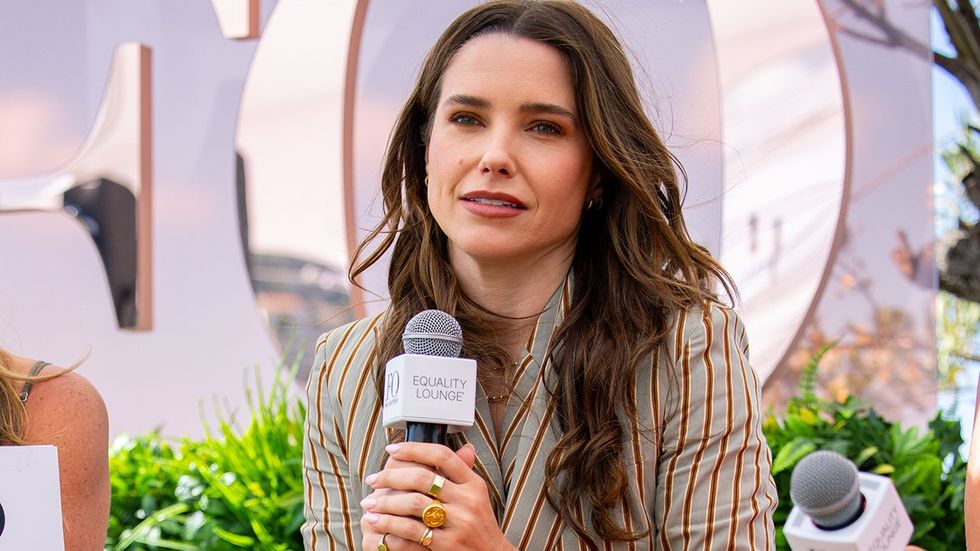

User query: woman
[302,1,777,549]
[0,347,110,550]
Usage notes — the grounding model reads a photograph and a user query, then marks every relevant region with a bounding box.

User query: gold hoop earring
[586,199,594,211]
[424,175,429,186]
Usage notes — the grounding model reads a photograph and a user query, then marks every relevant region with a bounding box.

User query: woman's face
[426,34,595,269]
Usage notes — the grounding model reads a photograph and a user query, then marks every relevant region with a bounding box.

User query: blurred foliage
[933,0,980,113]
[764,344,967,550]
[936,290,980,393]
[105,364,306,551]
[763,305,934,423]
[938,121,980,225]
[934,0,980,305]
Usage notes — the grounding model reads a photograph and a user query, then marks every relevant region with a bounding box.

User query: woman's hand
[359,442,514,550]
[359,444,476,550]
[360,449,447,551]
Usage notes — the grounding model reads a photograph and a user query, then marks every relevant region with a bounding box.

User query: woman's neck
[449,246,572,356]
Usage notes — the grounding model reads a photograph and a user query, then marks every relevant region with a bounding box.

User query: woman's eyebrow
[443,94,489,108]
[519,101,578,124]
[442,95,577,124]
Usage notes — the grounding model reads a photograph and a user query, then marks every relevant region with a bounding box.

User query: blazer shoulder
[313,312,386,360]
[664,302,749,363]
[308,312,386,406]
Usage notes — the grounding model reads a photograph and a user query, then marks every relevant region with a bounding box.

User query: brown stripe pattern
[301,279,777,549]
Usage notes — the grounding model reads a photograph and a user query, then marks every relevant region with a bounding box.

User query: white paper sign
[0,445,64,551]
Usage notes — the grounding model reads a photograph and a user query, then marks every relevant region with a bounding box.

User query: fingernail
[364,513,379,524]
[365,473,378,485]
[385,443,401,454]
[360,497,377,510]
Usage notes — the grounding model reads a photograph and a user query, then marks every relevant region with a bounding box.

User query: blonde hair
[0,347,76,445]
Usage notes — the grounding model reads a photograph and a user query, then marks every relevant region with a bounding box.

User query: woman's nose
[477,131,516,177]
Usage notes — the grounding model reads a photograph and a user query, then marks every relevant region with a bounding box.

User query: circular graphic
[0,499,6,537]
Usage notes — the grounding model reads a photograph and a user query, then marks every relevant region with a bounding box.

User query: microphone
[784,450,913,551]
[381,310,477,445]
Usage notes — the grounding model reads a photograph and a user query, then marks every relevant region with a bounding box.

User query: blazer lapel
[501,275,573,544]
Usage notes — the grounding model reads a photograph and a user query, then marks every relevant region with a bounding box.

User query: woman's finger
[363,512,433,548]
[361,527,428,551]
[361,489,432,517]
[455,443,476,469]
[366,466,454,498]
[384,442,474,483]
[384,454,429,471]
[381,533,430,551]
[383,442,475,473]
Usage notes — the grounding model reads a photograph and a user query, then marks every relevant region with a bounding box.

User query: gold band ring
[422,499,447,528]
[419,527,434,546]
[427,474,446,499]
[377,533,389,551]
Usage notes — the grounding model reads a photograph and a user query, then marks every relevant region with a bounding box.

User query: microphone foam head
[790,450,863,529]
[403,310,464,357]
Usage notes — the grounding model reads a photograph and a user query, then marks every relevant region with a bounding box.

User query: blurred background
[0,0,972,444]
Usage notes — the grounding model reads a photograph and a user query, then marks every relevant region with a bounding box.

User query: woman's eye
[449,113,480,126]
[530,121,563,135]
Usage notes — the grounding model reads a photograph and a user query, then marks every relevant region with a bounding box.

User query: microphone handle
[405,422,447,445]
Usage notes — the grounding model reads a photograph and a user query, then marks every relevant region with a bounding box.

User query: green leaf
[872,464,895,475]
[771,437,817,475]
[113,503,190,550]
[853,446,879,467]
[213,526,256,547]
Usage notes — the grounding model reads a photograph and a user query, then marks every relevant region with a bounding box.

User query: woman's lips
[460,193,526,218]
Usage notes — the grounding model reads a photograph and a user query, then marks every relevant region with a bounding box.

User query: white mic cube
[784,472,913,551]
[382,354,477,433]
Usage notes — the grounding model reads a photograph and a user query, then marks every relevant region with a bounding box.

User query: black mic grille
[403,310,463,358]
[790,450,863,529]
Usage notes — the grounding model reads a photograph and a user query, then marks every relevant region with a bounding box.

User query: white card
[0,445,65,551]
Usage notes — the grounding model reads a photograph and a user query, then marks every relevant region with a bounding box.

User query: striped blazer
[302,278,778,549]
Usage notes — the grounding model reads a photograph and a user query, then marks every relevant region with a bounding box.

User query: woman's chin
[458,249,525,265]
[447,234,578,272]
[449,241,530,267]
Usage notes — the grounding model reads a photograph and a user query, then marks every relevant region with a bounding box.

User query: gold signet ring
[419,527,434,546]
[427,474,446,499]
[422,499,447,528]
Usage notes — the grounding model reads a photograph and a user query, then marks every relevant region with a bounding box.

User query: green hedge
[105,350,967,550]
[105,369,306,550]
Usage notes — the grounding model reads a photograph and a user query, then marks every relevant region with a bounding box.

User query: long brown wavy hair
[351,0,736,546]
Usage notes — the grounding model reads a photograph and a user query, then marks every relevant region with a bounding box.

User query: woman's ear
[588,171,604,201]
